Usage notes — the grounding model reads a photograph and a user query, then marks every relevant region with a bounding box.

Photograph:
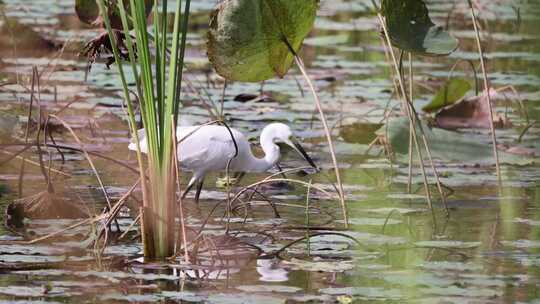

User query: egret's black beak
[289,137,318,171]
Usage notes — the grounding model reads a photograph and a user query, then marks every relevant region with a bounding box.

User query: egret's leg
[276,163,287,179]
[181,177,197,200]
[194,178,204,204]
[233,172,246,184]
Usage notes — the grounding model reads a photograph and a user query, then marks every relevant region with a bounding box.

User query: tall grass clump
[96,0,191,260]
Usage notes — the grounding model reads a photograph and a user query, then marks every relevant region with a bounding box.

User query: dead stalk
[224,158,234,234]
[26,217,100,245]
[407,55,414,194]
[419,134,449,215]
[409,112,435,214]
[1,143,139,175]
[220,80,227,119]
[49,114,112,209]
[18,67,37,197]
[293,55,348,228]
[305,179,312,256]
[172,118,190,263]
[119,213,141,240]
[1,150,70,177]
[467,0,502,186]
[408,55,449,215]
[230,178,335,207]
[377,13,435,213]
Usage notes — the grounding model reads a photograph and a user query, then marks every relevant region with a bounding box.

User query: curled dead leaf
[435,88,512,129]
[498,144,537,157]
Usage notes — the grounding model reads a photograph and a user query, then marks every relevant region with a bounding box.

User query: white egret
[128,123,317,203]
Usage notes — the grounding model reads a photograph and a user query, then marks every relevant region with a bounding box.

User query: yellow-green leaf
[422,78,471,113]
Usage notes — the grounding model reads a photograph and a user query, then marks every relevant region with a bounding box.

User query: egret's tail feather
[128,128,147,153]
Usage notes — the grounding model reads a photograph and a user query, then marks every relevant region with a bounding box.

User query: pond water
[0,0,540,303]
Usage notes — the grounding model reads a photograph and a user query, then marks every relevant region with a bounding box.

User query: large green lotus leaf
[422,78,471,113]
[207,0,319,82]
[381,0,458,56]
[377,117,533,165]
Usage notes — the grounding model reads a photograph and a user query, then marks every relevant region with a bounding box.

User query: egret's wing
[128,125,243,173]
[177,146,211,171]
[128,128,148,154]
[177,127,240,172]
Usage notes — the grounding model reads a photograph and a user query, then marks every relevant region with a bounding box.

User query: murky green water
[0,0,539,303]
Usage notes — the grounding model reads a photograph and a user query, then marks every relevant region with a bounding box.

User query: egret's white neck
[247,127,280,172]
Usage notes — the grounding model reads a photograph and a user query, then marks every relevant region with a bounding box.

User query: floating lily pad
[207,293,285,304]
[387,193,427,200]
[340,122,384,144]
[365,208,428,215]
[380,271,454,288]
[419,261,483,272]
[414,240,481,249]
[0,286,69,297]
[236,285,301,293]
[339,217,402,226]
[422,78,471,113]
[14,269,181,282]
[161,291,205,302]
[381,0,458,56]
[283,258,355,272]
[501,240,540,249]
[100,293,161,303]
[0,244,67,256]
[419,285,501,298]
[319,287,402,300]
[514,218,540,227]
[378,117,534,165]
[289,294,333,303]
[207,0,319,82]
[0,254,66,263]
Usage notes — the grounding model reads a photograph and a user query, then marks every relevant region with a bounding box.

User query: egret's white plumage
[128,123,316,203]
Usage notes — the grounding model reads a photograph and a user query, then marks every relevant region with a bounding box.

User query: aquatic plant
[94,0,191,259]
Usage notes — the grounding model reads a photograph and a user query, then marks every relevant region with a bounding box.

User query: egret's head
[265,123,293,143]
[263,123,318,170]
